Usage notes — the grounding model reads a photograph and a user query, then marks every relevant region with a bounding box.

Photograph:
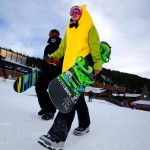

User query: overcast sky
[0,0,150,79]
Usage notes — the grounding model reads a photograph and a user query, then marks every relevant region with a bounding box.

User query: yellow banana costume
[51,5,102,73]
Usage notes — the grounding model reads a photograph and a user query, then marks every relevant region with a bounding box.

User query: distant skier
[35,29,63,120]
[38,5,102,149]
[88,91,93,102]
[128,102,136,109]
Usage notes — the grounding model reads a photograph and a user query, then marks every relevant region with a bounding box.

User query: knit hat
[49,29,60,37]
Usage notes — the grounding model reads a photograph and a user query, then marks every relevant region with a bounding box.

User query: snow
[0,78,150,150]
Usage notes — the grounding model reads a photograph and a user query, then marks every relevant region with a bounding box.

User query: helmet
[100,41,111,63]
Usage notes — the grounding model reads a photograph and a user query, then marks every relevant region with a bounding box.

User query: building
[0,48,32,79]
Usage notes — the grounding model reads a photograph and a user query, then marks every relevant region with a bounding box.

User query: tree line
[96,68,150,94]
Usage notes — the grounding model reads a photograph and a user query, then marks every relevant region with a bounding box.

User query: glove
[94,70,100,76]
[52,58,61,66]
[44,55,53,63]
[44,55,60,66]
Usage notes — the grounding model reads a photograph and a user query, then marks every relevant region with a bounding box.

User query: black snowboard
[48,55,94,113]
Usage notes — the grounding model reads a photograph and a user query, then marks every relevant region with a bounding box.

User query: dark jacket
[41,37,63,75]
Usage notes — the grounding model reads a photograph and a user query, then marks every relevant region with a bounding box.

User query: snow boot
[42,113,54,120]
[38,134,64,150]
[38,109,46,116]
[73,126,90,136]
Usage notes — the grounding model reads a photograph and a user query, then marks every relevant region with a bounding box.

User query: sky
[0,0,150,79]
[0,78,150,150]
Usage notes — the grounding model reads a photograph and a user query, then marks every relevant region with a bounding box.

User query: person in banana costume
[38,5,102,149]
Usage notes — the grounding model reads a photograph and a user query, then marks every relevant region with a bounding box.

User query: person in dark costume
[35,29,63,120]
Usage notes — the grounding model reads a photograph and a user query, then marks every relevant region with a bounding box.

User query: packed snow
[0,78,150,150]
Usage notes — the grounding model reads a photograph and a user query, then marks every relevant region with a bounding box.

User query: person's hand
[52,58,60,66]
[94,70,100,76]
[44,55,60,66]
[44,55,53,64]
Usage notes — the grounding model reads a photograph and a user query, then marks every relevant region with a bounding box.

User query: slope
[0,78,150,150]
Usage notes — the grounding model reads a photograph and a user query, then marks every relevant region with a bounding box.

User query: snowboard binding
[100,41,111,63]
[73,56,94,87]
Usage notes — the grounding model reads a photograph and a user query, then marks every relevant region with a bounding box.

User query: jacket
[41,37,63,75]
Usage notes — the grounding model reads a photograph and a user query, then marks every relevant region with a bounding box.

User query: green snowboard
[48,41,111,113]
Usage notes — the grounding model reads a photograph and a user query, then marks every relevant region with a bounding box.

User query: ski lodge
[84,86,150,111]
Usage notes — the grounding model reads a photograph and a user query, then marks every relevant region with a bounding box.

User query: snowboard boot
[38,109,46,116]
[41,113,55,120]
[38,134,64,150]
[73,126,90,136]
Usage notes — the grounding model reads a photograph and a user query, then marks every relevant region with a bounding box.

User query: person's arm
[88,25,102,71]
[50,32,67,60]
[43,45,49,57]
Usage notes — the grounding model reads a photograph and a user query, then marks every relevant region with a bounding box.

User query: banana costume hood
[51,5,102,72]
[62,5,92,72]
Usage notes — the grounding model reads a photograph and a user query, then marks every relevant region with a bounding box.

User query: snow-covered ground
[0,78,150,150]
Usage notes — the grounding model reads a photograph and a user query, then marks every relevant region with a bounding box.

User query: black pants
[35,71,56,114]
[48,93,90,141]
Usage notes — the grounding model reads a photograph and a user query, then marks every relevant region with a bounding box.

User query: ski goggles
[49,31,58,37]
[70,6,82,16]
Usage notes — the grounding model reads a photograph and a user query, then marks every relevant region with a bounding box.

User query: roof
[134,100,150,105]
[112,93,141,97]
[84,87,107,93]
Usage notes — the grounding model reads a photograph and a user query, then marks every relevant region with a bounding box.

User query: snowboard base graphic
[13,70,40,93]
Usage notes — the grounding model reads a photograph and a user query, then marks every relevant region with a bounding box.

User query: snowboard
[48,41,111,113]
[13,70,40,93]
[48,55,94,113]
